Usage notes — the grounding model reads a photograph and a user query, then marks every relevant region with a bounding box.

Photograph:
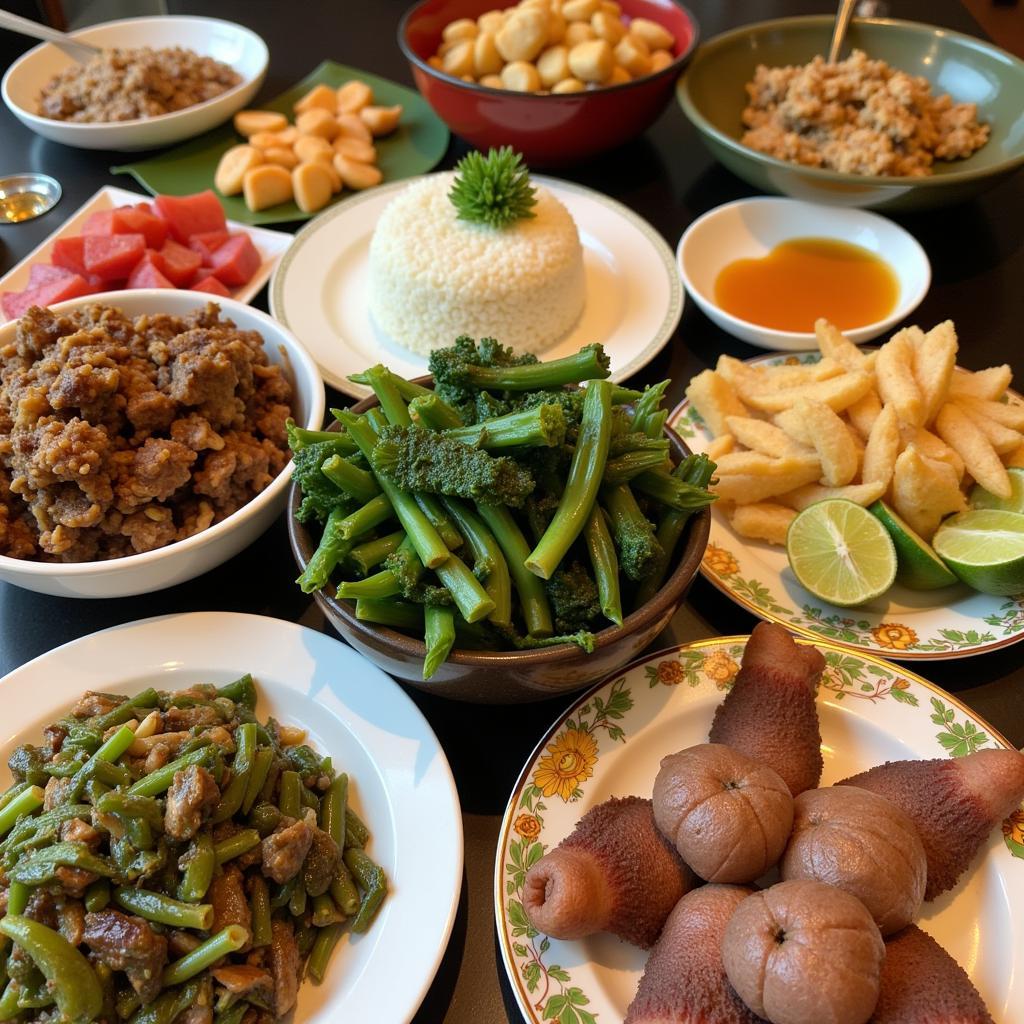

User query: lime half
[932,509,1024,596]
[970,466,1024,515]
[786,499,897,606]
[869,500,959,590]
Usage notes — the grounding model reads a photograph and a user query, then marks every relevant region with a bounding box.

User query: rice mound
[368,173,585,356]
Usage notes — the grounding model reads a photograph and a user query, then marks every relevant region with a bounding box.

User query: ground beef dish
[0,302,292,562]
[741,50,990,177]
[37,46,241,123]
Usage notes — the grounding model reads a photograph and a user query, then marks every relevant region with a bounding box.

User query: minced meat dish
[0,302,292,561]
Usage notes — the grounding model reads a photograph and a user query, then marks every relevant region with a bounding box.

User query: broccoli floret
[384,542,453,606]
[370,425,535,507]
[492,624,597,653]
[430,336,537,410]
[602,483,664,582]
[545,561,602,632]
[291,440,356,523]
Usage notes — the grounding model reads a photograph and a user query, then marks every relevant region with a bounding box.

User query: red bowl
[398,0,699,166]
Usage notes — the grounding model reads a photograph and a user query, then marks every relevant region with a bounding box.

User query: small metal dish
[0,172,62,224]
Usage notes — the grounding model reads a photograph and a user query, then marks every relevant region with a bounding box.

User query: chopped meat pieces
[59,816,102,850]
[211,964,275,1005]
[165,764,220,840]
[54,866,97,898]
[72,690,123,718]
[269,919,301,1017]
[83,909,169,1005]
[302,826,342,897]
[208,864,252,937]
[57,900,85,946]
[261,816,314,884]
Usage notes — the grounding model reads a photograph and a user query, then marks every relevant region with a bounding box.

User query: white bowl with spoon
[677,197,930,350]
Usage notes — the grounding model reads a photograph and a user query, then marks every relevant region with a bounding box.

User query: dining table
[0,0,1021,1020]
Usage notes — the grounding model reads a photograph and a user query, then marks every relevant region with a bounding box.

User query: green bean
[338,494,394,541]
[354,597,423,631]
[84,879,110,913]
[242,747,273,816]
[0,916,102,1024]
[344,848,387,933]
[126,817,153,851]
[95,792,164,829]
[631,468,718,512]
[87,688,159,734]
[10,843,114,885]
[129,977,205,1024]
[345,808,370,849]
[583,505,622,626]
[0,782,30,813]
[296,505,354,594]
[248,802,283,837]
[311,893,345,927]
[336,569,402,600]
[307,922,345,984]
[279,770,302,820]
[177,834,216,903]
[296,922,318,960]
[288,883,307,918]
[249,876,272,949]
[330,863,361,917]
[270,877,298,910]
[364,364,413,427]
[321,453,381,504]
[441,496,512,627]
[414,494,463,551]
[602,448,670,485]
[128,745,214,797]
[424,606,456,680]
[287,420,358,452]
[347,529,405,576]
[0,882,30,964]
[162,925,248,987]
[434,552,495,623]
[113,887,213,930]
[211,722,256,824]
[214,1001,249,1024]
[213,829,260,866]
[215,674,257,710]
[343,371,435,404]
[0,787,43,838]
[90,760,132,789]
[1,804,91,858]
[320,774,348,848]
[0,980,19,1020]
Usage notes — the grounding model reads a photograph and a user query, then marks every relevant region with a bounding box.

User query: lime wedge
[786,499,897,606]
[932,509,1024,596]
[970,466,1024,515]
[869,500,959,590]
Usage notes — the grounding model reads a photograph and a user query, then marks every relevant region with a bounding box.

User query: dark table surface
[1,1,1022,1020]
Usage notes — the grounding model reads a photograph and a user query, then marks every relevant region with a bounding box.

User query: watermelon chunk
[81,209,118,236]
[126,252,174,289]
[83,233,146,281]
[112,205,168,248]
[154,191,227,243]
[28,263,77,287]
[209,234,260,287]
[2,274,93,320]
[51,236,88,275]
[158,239,202,287]
[189,275,231,297]
[188,230,230,262]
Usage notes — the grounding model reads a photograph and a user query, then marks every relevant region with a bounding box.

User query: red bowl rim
[397,0,701,100]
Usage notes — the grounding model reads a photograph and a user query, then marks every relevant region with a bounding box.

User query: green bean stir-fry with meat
[289,336,717,679]
[0,675,386,1024]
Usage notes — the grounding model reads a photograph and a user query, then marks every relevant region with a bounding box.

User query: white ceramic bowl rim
[676,196,932,341]
[1,15,268,131]
[0,289,323,578]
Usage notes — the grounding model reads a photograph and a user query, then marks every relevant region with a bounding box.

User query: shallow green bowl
[677,15,1024,210]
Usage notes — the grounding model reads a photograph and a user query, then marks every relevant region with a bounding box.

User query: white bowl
[677,197,931,350]
[0,290,324,598]
[2,15,268,152]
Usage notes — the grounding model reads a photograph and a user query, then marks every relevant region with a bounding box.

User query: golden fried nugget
[792,397,859,486]
[951,394,1024,431]
[814,318,867,371]
[728,502,797,546]
[716,356,841,399]
[935,403,1012,499]
[1007,444,1024,468]
[845,389,882,440]
[772,408,815,447]
[705,434,735,460]
[861,403,901,490]
[712,455,822,504]
[953,402,1023,455]
[777,481,886,512]
[898,424,965,479]
[685,370,748,437]
[724,416,810,458]
[892,444,967,539]
[948,365,1012,401]
[875,331,924,426]
[743,371,873,415]
[913,320,958,426]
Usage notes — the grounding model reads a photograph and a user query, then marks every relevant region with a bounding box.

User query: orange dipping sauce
[714,237,899,332]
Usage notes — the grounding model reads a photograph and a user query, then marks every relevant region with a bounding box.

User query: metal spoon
[0,9,101,63]
[827,0,858,63]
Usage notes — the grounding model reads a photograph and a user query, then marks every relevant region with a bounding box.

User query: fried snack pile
[685,318,1023,547]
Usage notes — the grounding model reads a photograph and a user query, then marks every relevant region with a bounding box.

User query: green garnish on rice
[448,147,538,229]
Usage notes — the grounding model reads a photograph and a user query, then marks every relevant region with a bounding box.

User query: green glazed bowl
[677,15,1024,210]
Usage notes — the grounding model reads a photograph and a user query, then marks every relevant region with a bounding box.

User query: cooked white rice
[368,173,586,356]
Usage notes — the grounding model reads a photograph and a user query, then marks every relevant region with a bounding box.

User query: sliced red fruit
[154,190,227,243]
[2,274,93,320]
[209,234,260,287]
[188,230,230,262]
[28,263,77,287]
[51,236,88,275]
[126,252,175,289]
[158,239,202,287]
[83,233,146,281]
[81,209,118,236]
[189,275,231,297]
[112,205,168,248]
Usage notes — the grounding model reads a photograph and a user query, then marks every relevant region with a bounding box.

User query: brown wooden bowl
[287,383,710,703]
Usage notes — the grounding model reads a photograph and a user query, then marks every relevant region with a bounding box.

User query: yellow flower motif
[533,728,599,802]
[514,813,541,841]
[871,623,919,651]
[703,650,740,688]
[656,660,686,685]
[704,543,739,577]
[1003,808,1024,847]
[892,677,911,691]
[783,355,801,366]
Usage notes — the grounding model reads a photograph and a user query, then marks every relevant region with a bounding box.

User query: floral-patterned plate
[494,637,1024,1024]
[668,351,1024,660]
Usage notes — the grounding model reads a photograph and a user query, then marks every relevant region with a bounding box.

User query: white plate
[668,350,1024,660]
[0,612,463,1024]
[676,197,930,350]
[495,637,1024,1024]
[0,186,291,321]
[270,175,683,398]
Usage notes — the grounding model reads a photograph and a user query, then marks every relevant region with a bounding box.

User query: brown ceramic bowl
[287,383,709,703]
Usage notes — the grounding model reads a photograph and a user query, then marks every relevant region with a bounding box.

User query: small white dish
[0,185,292,315]
[0,611,463,1024]
[677,196,931,350]
[270,174,683,399]
[0,289,324,598]
[1,15,267,152]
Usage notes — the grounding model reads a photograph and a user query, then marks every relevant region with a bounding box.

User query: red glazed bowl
[398,0,699,166]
